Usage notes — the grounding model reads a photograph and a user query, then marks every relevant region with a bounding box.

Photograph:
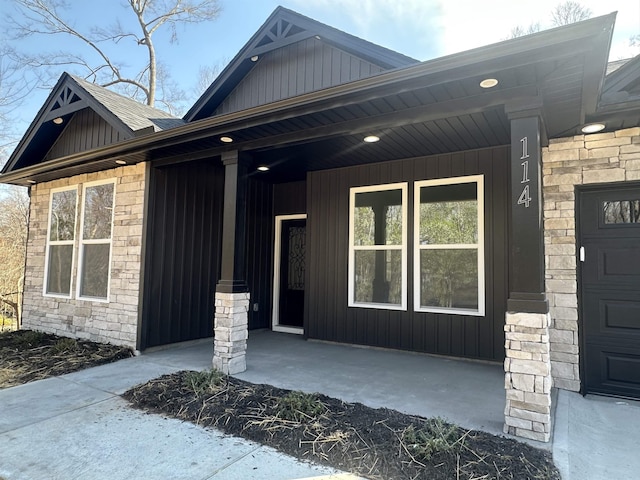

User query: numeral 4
[518,185,531,208]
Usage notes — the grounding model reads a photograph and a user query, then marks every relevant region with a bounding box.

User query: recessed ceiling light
[480,78,498,89]
[581,123,605,134]
[257,165,270,172]
[220,136,233,143]
[315,35,321,40]
[52,117,64,125]
[27,180,36,184]
[250,55,259,62]
[363,135,380,143]
[115,159,127,165]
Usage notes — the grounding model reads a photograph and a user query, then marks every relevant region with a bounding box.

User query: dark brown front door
[579,184,640,398]
[277,219,306,328]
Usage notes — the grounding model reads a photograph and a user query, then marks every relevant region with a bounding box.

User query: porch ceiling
[150,50,599,182]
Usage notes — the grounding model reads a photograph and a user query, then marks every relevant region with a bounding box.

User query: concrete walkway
[552,389,640,480]
[0,341,350,480]
[2,330,639,480]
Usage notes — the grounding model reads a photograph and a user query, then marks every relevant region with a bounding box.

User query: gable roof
[2,73,184,174]
[0,11,620,187]
[184,6,418,122]
[600,55,640,107]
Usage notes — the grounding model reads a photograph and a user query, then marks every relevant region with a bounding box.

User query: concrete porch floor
[236,330,506,437]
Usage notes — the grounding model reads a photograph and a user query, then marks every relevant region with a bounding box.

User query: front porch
[238,330,505,436]
[153,330,505,436]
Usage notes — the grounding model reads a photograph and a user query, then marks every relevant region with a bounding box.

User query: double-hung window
[348,183,407,310]
[414,175,484,315]
[77,180,116,301]
[348,177,483,315]
[44,187,78,297]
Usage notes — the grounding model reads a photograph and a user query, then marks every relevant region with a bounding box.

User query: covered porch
[158,330,505,436]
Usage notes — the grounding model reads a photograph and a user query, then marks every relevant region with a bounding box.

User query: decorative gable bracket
[43,85,88,122]
[245,18,315,60]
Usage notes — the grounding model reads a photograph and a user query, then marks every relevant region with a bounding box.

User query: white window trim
[43,185,79,299]
[76,179,116,303]
[348,182,408,311]
[413,175,485,316]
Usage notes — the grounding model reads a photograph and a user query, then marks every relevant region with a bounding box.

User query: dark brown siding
[245,180,307,329]
[45,108,126,160]
[141,159,224,349]
[274,181,306,215]
[215,38,385,115]
[245,177,274,329]
[305,147,509,361]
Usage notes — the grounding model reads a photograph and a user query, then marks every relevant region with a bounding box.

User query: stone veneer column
[504,312,553,442]
[213,150,250,374]
[504,108,551,442]
[213,291,250,374]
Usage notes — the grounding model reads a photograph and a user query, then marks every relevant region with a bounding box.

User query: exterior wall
[22,163,146,348]
[45,109,126,161]
[542,127,640,391]
[215,38,386,116]
[140,160,223,349]
[306,147,510,360]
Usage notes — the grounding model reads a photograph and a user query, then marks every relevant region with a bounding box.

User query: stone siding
[213,292,249,374]
[504,312,552,442]
[22,163,146,348]
[542,127,640,391]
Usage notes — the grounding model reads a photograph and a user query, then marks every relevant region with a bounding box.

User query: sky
[1,0,639,152]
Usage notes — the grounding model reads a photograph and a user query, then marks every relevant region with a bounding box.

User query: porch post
[213,150,250,375]
[503,106,552,442]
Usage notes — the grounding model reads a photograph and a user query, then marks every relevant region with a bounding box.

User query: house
[2,7,640,443]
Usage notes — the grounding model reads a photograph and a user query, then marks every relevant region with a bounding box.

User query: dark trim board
[304,147,509,361]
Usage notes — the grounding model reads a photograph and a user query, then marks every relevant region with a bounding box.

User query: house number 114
[518,136,531,208]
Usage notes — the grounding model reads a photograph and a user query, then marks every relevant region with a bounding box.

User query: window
[348,183,407,310]
[77,180,116,301]
[44,187,78,297]
[414,175,484,315]
[603,200,640,224]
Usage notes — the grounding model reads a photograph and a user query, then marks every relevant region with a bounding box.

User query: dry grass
[0,329,133,389]
[124,371,560,480]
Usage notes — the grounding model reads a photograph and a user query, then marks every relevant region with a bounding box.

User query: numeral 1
[520,136,529,160]
[521,160,529,184]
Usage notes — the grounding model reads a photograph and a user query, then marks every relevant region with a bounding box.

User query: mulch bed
[124,371,560,480]
[0,329,133,389]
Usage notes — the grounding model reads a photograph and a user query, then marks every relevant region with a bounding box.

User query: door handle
[580,246,585,262]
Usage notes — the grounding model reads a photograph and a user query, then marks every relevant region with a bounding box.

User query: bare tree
[508,23,541,39]
[551,1,592,27]
[7,0,222,111]
[0,48,34,168]
[508,1,592,39]
[0,187,29,329]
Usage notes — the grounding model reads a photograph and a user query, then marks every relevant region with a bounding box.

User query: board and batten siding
[245,180,307,330]
[45,108,127,161]
[305,147,509,361]
[141,159,224,349]
[215,38,386,116]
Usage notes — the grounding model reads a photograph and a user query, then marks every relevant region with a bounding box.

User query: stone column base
[213,292,249,375]
[504,312,553,442]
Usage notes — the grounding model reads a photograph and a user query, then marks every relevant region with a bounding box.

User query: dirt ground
[124,371,560,480]
[0,329,132,389]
